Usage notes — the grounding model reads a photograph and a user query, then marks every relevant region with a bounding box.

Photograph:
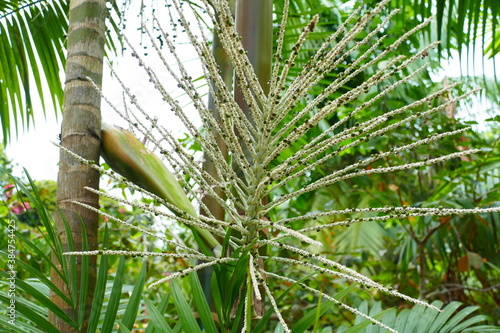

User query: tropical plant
[54,0,500,331]
[0,173,150,332]
[1,179,56,227]
[339,300,500,333]
[387,0,499,67]
[0,0,67,144]
[0,0,124,144]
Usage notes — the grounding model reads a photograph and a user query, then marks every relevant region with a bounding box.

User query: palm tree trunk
[49,0,107,331]
[235,0,273,97]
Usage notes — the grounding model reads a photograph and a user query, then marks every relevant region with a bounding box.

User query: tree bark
[49,0,106,331]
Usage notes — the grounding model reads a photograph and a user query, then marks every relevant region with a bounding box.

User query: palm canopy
[391,0,499,69]
[0,0,498,145]
[0,0,121,145]
[0,0,67,144]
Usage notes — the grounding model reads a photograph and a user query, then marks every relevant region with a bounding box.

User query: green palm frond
[0,0,124,145]
[0,0,68,144]
[389,0,499,64]
[0,171,146,332]
[339,300,500,333]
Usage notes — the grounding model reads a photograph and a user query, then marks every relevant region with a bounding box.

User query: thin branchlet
[263,271,399,333]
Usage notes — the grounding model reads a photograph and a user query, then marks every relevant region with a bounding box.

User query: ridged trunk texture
[49,0,106,331]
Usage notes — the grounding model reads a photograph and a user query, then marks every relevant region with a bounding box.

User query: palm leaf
[0,0,124,144]
[338,300,499,332]
[189,272,218,333]
[0,172,148,332]
[87,224,110,333]
[120,259,147,330]
[171,279,203,333]
[143,298,174,333]
[101,256,126,333]
[0,0,67,144]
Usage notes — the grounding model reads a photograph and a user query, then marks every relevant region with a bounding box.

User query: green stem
[245,274,253,332]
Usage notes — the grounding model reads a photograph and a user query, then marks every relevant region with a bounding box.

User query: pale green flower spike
[58,0,500,331]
